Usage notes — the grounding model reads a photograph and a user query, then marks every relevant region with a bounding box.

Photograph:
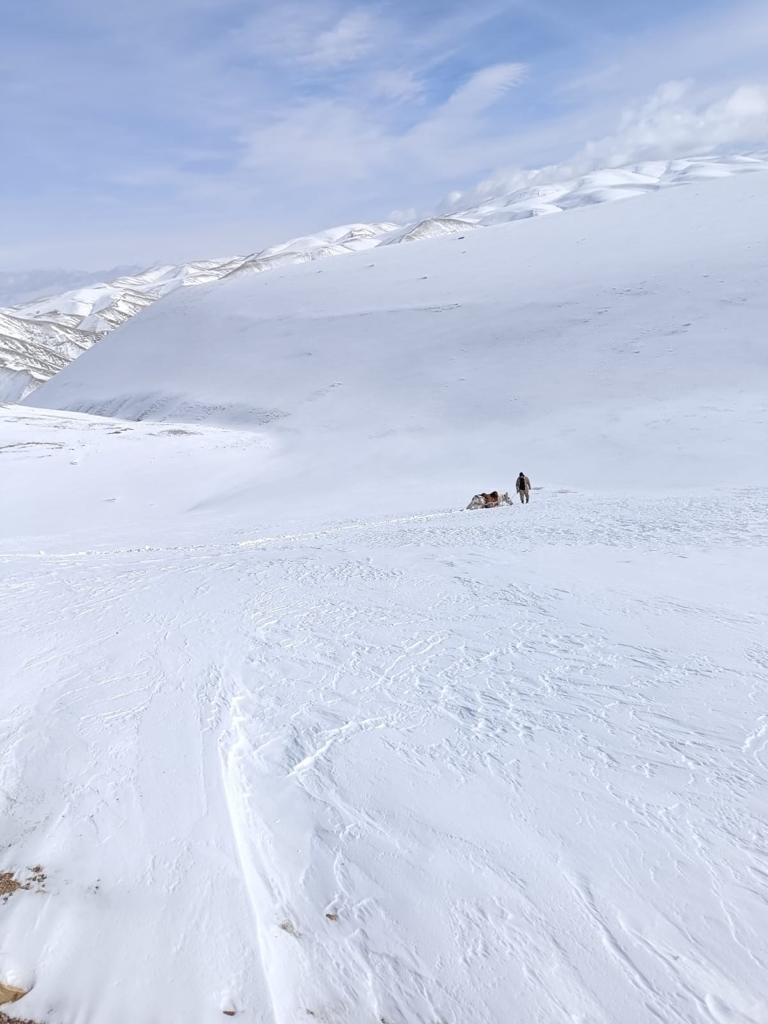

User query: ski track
[1,492,767,1023]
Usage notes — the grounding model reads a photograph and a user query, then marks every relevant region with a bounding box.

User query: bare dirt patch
[0,867,46,904]
[0,875,22,901]
[0,1010,39,1024]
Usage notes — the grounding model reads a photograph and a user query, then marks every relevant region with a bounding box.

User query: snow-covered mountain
[0,226,404,402]
[2,158,767,1024]
[3,152,766,402]
[29,160,768,497]
[0,260,245,401]
[0,266,142,307]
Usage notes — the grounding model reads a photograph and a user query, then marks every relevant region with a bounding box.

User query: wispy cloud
[440,63,528,118]
[236,60,529,189]
[369,69,425,103]
[0,0,766,269]
[310,8,379,67]
[235,2,384,68]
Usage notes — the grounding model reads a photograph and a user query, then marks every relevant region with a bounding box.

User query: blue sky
[1,0,767,269]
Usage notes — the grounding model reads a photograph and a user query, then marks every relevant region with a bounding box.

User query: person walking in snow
[516,471,531,504]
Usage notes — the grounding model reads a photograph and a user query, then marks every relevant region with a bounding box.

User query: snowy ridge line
[0,506,464,561]
[3,151,767,402]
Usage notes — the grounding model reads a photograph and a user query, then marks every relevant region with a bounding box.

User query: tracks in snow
[0,506,465,563]
[1,491,767,1023]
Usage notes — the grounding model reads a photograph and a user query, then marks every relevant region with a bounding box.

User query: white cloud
[237,61,528,187]
[441,79,768,211]
[369,69,425,103]
[587,81,768,166]
[239,99,386,178]
[309,8,378,68]
[235,2,384,69]
[441,63,528,118]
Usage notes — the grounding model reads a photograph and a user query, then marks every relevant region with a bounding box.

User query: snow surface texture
[1,409,767,1024]
[3,152,767,401]
[2,167,768,1024]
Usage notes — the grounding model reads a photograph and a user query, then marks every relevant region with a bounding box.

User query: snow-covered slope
[0,262,245,401]
[1,408,767,1024]
[0,226,396,401]
[3,153,766,401]
[31,165,768,498]
[2,162,768,1024]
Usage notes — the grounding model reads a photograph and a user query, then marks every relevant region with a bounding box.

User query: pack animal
[466,490,512,510]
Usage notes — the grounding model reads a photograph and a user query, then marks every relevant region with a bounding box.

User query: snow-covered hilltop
[3,152,766,401]
[28,159,768,498]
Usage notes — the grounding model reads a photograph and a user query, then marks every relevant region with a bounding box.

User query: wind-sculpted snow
[4,152,767,398]
[1,408,766,1023]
